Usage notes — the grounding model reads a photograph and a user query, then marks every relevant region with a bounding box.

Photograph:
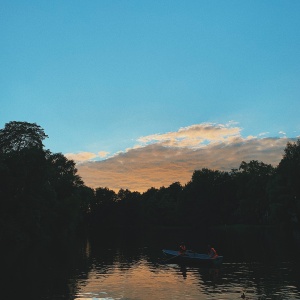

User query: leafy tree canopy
[0,121,48,154]
[278,139,300,198]
[239,160,275,177]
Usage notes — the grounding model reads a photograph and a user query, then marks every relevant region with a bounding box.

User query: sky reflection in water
[72,253,300,300]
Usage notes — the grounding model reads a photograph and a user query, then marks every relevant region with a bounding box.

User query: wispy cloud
[65,151,109,162]
[137,123,242,148]
[74,123,294,192]
[259,132,269,136]
[98,151,110,158]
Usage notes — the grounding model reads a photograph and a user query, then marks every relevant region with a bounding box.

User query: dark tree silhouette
[235,160,275,224]
[0,121,48,153]
[2,120,300,251]
[0,121,92,252]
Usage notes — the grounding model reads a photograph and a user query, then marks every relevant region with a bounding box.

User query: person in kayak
[207,245,218,259]
[179,242,187,255]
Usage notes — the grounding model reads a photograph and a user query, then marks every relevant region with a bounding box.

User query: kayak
[162,249,223,266]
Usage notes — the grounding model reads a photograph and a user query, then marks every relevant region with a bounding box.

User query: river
[1,226,300,299]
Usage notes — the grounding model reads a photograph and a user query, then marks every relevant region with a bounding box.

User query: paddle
[162,253,182,263]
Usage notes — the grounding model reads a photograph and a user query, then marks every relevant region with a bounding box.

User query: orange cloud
[75,123,293,192]
[137,123,241,148]
[65,151,109,162]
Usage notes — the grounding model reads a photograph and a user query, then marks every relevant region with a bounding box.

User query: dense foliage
[1,121,300,252]
[89,145,300,232]
[0,121,94,252]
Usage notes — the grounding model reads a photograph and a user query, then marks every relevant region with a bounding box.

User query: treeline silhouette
[1,121,300,252]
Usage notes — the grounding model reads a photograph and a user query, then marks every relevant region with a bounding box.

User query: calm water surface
[72,253,299,300]
[2,227,300,299]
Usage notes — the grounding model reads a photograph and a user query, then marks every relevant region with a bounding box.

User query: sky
[1,1,300,192]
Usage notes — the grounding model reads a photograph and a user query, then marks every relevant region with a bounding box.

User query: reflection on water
[68,228,300,300]
[1,227,300,300]
[72,259,300,300]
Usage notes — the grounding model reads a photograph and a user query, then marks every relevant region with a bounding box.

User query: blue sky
[1,1,300,191]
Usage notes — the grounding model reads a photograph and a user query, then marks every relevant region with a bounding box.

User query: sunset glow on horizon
[67,122,294,192]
